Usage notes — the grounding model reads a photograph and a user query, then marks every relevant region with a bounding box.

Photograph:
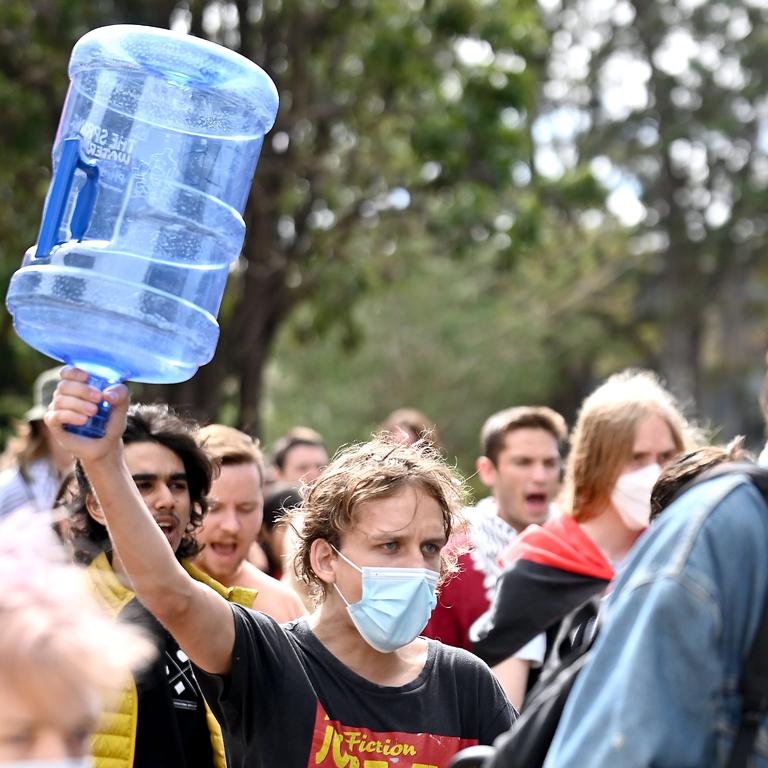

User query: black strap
[727,566,768,768]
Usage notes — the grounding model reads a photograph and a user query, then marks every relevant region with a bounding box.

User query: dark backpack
[449,462,768,768]
[483,608,599,768]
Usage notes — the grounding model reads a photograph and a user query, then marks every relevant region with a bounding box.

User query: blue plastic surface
[6,26,278,433]
[36,138,99,258]
[62,373,112,438]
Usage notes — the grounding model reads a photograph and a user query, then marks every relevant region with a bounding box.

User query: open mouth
[155,517,178,543]
[525,493,548,509]
[210,542,238,557]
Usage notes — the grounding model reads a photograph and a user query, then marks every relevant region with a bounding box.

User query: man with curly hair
[48,367,514,768]
[66,402,257,768]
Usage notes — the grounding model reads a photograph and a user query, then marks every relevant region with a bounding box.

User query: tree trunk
[701,253,763,442]
[225,177,292,436]
[657,300,702,409]
[136,0,294,431]
[112,0,178,28]
[140,171,294,434]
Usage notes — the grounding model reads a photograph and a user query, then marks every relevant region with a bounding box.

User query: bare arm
[46,368,234,674]
[492,656,530,712]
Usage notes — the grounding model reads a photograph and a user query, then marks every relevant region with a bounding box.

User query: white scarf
[467,497,519,600]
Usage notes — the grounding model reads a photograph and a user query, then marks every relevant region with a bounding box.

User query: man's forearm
[45,370,235,674]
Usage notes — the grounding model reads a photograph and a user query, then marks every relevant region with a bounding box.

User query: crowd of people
[1,363,766,767]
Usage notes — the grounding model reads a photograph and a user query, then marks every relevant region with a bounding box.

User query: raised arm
[46,367,235,674]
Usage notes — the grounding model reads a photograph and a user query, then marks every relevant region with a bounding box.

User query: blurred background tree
[536,0,768,439]
[1,0,767,484]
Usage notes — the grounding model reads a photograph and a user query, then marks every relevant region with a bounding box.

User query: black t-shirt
[124,600,215,768]
[195,604,514,768]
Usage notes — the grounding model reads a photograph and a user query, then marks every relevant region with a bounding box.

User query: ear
[85,493,108,527]
[476,455,498,489]
[310,538,338,586]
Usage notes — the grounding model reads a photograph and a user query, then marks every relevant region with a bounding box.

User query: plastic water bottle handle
[63,373,112,439]
[35,137,100,258]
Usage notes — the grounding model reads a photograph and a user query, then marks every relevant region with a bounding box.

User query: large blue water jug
[6,25,278,436]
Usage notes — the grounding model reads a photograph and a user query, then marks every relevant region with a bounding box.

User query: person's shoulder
[614,473,768,600]
[429,637,494,676]
[0,464,23,490]
[216,604,310,680]
[230,600,297,643]
[0,471,26,517]
[245,563,308,622]
[428,639,512,711]
[235,560,278,589]
[661,472,768,538]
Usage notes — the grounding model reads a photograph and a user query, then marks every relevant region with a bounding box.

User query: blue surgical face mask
[332,546,439,653]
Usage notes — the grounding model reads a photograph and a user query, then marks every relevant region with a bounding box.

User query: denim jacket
[544,474,768,768]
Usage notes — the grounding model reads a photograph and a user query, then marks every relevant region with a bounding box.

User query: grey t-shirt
[195,604,514,768]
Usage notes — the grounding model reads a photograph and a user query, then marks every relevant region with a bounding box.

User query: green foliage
[532,0,768,440]
[262,209,641,494]
[0,0,84,441]
[0,0,179,437]
[3,0,763,460]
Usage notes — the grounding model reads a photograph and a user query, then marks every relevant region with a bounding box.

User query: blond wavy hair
[291,435,468,603]
[564,369,696,522]
[197,423,265,479]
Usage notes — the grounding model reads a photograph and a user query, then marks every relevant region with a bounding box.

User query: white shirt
[0,458,59,518]
[469,497,546,665]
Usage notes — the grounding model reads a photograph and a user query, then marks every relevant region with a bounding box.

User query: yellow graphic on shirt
[309,705,475,767]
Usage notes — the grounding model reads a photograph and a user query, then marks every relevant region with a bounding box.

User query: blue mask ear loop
[330,544,362,606]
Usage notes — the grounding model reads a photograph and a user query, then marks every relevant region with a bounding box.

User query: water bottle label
[78,119,136,167]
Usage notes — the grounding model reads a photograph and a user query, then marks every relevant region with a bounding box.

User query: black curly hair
[68,403,214,565]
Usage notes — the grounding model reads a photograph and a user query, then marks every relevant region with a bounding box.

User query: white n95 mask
[611,462,661,531]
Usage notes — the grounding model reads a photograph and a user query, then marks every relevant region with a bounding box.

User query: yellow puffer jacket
[87,553,256,768]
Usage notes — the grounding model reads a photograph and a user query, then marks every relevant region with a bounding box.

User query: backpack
[449,462,768,768]
[483,607,599,768]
